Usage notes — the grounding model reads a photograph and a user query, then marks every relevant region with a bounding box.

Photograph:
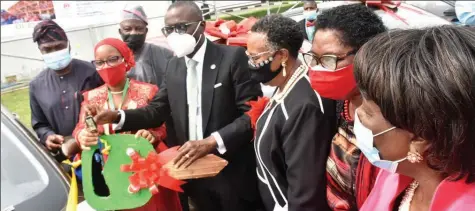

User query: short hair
[316,4,386,50]
[303,0,317,6]
[354,26,475,183]
[251,14,304,58]
[168,1,203,20]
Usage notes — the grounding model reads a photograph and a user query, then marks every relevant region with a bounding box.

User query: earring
[282,62,287,77]
[407,151,423,163]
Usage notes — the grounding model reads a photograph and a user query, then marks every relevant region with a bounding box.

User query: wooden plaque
[164,154,228,180]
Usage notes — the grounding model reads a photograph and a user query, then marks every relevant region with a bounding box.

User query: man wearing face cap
[119,4,174,87]
[88,1,263,211]
[29,20,103,158]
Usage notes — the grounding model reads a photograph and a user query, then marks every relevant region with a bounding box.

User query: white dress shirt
[114,39,227,154]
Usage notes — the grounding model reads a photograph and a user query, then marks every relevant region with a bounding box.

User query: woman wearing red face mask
[302,4,387,211]
[72,38,181,211]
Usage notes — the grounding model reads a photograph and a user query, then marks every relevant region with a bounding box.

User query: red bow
[245,97,270,137]
[205,17,258,47]
[306,20,315,27]
[120,146,186,194]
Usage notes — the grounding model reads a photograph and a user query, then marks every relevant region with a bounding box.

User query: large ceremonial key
[85,114,98,133]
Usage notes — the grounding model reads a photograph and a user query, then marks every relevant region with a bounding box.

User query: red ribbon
[245,97,270,137]
[205,17,258,47]
[121,146,186,194]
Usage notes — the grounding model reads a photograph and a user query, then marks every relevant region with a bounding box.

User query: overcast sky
[1,1,18,10]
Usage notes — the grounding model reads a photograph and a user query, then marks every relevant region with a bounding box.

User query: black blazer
[119,40,263,205]
[298,19,309,40]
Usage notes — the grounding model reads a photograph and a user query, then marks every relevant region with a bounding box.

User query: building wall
[0,1,256,83]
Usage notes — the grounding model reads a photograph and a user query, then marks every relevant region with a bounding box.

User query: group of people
[28,1,474,211]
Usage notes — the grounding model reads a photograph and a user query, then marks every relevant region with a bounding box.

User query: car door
[1,107,69,211]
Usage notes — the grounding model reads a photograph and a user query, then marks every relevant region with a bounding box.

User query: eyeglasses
[246,50,274,63]
[91,56,123,69]
[161,21,201,36]
[303,49,356,70]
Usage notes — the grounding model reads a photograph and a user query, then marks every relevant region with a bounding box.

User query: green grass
[1,88,31,128]
[208,2,304,22]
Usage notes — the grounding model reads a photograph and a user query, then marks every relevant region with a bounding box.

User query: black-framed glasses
[303,49,357,70]
[161,21,201,36]
[91,56,123,69]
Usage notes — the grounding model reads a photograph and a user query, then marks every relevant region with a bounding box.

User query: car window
[1,122,49,210]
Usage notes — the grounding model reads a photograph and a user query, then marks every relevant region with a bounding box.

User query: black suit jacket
[298,19,309,40]
[119,40,263,204]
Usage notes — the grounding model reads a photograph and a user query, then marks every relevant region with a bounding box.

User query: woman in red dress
[73,38,181,211]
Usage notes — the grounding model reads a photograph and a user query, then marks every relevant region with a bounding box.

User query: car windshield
[1,121,49,210]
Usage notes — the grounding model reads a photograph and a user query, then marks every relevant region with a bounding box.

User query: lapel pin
[210,64,216,69]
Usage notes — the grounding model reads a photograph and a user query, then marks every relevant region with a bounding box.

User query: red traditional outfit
[72,38,181,211]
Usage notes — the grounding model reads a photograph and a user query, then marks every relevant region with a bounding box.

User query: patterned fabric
[32,20,68,44]
[122,4,148,24]
[326,114,380,211]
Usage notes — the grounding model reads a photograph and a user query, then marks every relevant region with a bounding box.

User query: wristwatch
[113,110,121,124]
[51,149,67,162]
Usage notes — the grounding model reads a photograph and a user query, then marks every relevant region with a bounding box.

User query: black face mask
[248,56,283,84]
[120,33,146,52]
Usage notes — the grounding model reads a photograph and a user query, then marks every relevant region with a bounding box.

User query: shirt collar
[185,38,207,64]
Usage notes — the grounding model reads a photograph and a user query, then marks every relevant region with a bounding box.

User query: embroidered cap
[121,4,148,25]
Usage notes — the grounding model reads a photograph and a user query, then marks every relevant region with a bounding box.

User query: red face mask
[308,64,357,100]
[97,63,127,86]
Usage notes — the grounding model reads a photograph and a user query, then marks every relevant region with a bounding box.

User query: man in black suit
[84,1,263,211]
[298,0,319,41]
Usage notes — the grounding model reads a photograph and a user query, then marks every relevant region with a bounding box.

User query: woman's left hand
[135,129,156,144]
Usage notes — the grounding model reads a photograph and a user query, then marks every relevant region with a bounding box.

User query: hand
[94,110,119,125]
[45,134,64,151]
[61,136,81,157]
[78,128,100,150]
[172,136,217,169]
[135,129,156,144]
[83,104,101,116]
[84,104,118,125]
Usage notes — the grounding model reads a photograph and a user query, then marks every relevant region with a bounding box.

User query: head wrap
[32,20,68,45]
[94,38,136,71]
[120,5,148,25]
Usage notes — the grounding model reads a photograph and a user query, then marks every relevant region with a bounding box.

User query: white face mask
[42,44,72,71]
[166,21,202,58]
[353,108,405,173]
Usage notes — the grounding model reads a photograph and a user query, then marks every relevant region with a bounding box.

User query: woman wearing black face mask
[246,14,336,211]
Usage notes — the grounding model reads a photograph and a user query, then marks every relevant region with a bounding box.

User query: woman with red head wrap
[72,38,181,211]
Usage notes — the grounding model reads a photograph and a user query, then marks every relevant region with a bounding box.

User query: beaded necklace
[398,181,419,211]
[342,100,354,122]
[271,65,307,103]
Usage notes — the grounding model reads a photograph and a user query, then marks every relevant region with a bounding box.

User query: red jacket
[361,171,475,211]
